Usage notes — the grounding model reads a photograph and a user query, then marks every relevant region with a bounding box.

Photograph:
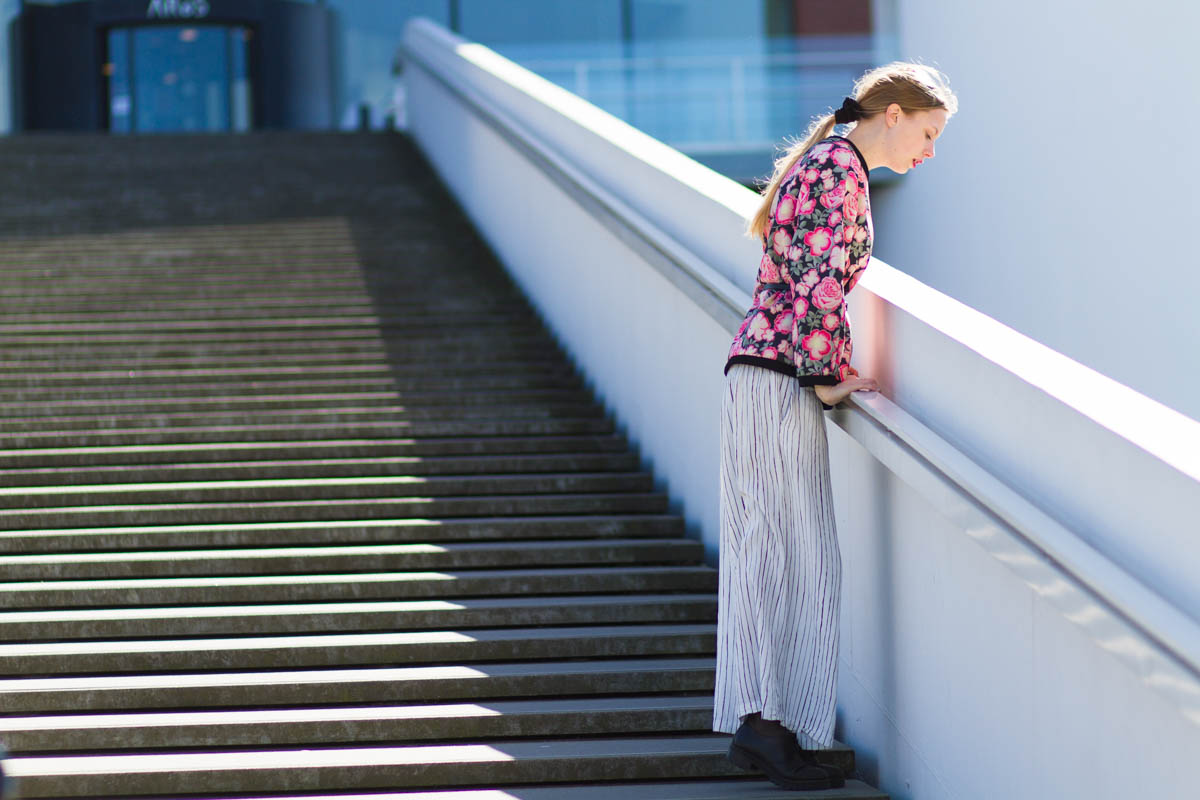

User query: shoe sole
[727,742,835,791]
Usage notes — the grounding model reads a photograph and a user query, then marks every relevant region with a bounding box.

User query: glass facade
[321,0,895,179]
[7,0,895,180]
[106,25,253,133]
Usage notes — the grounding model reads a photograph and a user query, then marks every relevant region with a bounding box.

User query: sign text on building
[146,0,211,19]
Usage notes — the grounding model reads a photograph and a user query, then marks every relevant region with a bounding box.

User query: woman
[716,62,957,791]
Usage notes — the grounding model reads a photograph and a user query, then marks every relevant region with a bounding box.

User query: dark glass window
[106,25,254,133]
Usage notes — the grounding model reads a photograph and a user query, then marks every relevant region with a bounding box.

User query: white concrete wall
[830,426,1199,799]
[401,19,1200,800]
[872,0,1200,422]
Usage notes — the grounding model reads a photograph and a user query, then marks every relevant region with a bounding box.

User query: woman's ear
[886,102,902,127]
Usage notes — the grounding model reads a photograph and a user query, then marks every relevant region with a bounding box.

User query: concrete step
[0,297,527,319]
[0,327,554,350]
[0,539,703,580]
[1,735,768,797]
[0,594,717,640]
[0,350,566,376]
[0,781,887,800]
[0,452,639,486]
[1,373,586,400]
[0,403,610,434]
[0,472,652,508]
[0,492,672,529]
[0,565,718,608]
[0,657,717,713]
[0,695,739,752]
[0,417,616,448]
[0,514,684,554]
[0,386,593,415]
[0,435,634,469]
[0,623,717,675]
[0,314,540,336]
[1,353,573,377]
[90,781,890,799]
[0,360,575,388]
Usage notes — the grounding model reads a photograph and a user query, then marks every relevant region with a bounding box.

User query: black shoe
[802,748,847,787]
[727,720,835,791]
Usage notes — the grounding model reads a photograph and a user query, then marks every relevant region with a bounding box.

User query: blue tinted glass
[459,0,620,43]
[133,26,229,133]
[323,0,450,129]
[106,29,132,133]
[229,27,253,131]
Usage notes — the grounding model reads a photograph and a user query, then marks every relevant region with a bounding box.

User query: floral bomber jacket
[725,135,873,389]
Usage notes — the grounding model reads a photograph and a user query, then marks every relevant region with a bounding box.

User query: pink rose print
[812,276,844,311]
[794,296,809,316]
[828,245,847,274]
[803,269,820,287]
[804,168,819,184]
[798,181,810,203]
[820,187,845,210]
[822,312,840,331]
[786,245,805,263]
[762,347,778,359]
[843,193,859,222]
[796,283,810,298]
[804,227,834,257]
[774,311,794,334]
[802,329,833,360]
[798,196,817,214]
[843,225,856,243]
[854,227,867,243]
[831,147,853,167]
[842,175,858,195]
[827,211,842,228]
[747,312,771,340]
[758,253,779,282]
[775,193,797,225]
[772,227,790,255]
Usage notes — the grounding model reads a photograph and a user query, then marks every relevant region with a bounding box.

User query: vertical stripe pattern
[713,363,842,750]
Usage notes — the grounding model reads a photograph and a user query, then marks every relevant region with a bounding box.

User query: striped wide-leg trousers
[712,363,842,750]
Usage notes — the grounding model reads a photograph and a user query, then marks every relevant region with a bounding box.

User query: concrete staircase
[0,131,887,799]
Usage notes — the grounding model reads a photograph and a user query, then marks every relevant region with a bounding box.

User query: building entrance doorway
[106,25,254,133]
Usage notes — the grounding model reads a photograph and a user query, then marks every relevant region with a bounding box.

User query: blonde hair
[745,61,958,240]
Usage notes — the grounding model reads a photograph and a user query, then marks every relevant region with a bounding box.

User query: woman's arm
[813,373,878,407]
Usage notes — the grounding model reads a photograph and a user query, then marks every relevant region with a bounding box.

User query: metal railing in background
[512,47,877,150]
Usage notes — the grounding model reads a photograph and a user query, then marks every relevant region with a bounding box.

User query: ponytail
[745,113,836,240]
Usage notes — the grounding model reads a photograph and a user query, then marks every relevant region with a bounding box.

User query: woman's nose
[925,142,936,159]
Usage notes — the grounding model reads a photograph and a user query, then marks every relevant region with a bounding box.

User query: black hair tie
[833,96,864,125]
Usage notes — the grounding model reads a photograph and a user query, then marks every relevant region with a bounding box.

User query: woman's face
[883,105,948,174]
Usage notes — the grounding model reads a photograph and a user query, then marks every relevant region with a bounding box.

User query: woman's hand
[813,371,879,407]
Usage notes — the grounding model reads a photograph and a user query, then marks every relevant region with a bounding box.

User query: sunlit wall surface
[869,0,1200,423]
